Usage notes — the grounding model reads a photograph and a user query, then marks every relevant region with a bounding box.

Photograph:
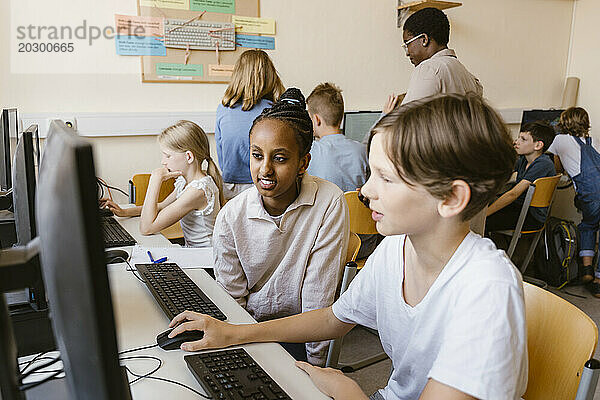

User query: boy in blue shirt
[486,121,556,234]
[306,83,368,192]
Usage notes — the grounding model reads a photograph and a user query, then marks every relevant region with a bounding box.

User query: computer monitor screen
[0,109,18,191]
[12,125,37,245]
[520,109,564,133]
[342,111,381,143]
[36,120,131,400]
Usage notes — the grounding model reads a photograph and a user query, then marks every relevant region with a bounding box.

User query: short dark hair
[306,82,344,127]
[403,7,450,46]
[369,94,516,221]
[521,121,556,152]
[251,88,313,157]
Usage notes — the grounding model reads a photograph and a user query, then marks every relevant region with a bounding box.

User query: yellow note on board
[208,64,235,77]
[140,0,189,10]
[232,16,275,35]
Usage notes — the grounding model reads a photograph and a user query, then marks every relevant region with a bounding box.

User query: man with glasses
[384,7,483,112]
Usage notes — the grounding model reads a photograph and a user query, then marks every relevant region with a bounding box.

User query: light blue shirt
[215,99,273,183]
[307,134,368,192]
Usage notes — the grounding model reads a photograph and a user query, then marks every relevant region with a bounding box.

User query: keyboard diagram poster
[136,0,262,83]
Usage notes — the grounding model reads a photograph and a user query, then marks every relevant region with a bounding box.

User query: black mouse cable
[111,256,145,283]
[119,355,162,384]
[119,343,159,356]
[124,368,212,399]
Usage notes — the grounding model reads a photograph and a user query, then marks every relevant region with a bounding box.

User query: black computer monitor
[1,109,18,191]
[36,120,131,400]
[520,109,565,133]
[12,125,37,246]
[342,111,381,143]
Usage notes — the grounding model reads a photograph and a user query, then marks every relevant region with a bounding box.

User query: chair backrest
[346,232,361,263]
[529,174,561,208]
[344,191,378,235]
[131,173,175,206]
[523,282,598,399]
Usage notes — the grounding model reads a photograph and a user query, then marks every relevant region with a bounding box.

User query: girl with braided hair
[100,120,223,248]
[210,88,350,366]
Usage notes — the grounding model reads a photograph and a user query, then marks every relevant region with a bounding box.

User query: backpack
[533,217,578,288]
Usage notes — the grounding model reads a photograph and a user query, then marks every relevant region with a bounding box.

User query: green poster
[191,0,235,14]
[156,63,204,76]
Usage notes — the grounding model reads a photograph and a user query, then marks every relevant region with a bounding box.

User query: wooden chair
[346,231,361,263]
[129,173,183,240]
[523,282,599,399]
[494,175,561,275]
[344,191,378,269]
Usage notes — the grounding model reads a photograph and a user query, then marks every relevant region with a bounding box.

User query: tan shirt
[402,48,483,105]
[212,175,349,365]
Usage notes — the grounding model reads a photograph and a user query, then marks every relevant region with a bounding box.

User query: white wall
[1,0,576,199]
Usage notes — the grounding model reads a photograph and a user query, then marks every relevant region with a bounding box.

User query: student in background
[548,107,600,297]
[215,49,285,200]
[485,121,556,235]
[383,7,483,113]
[306,83,368,192]
[166,94,527,400]
[101,120,223,248]
[211,88,349,366]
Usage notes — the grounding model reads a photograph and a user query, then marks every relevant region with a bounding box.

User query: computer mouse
[105,249,129,264]
[156,328,204,351]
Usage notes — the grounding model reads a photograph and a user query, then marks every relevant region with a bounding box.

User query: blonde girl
[101,120,224,247]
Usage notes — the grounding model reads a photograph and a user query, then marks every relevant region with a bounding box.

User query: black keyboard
[135,263,226,321]
[101,216,136,248]
[185,349,291,400]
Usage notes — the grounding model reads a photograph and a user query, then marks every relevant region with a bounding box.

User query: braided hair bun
[251,88,314,157]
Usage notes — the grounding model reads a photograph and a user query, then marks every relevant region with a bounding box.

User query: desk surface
[110,216,329,400]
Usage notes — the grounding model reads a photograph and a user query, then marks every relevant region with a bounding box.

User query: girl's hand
[151,166,183,182]
[383,94,400,114]
[295,362,367,399]
[99,198,128,217]
[168,310,238,351]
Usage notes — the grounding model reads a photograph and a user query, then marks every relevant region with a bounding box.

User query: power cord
[111,256,146,283]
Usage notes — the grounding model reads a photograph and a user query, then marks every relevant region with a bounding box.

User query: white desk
[109,216,329,400]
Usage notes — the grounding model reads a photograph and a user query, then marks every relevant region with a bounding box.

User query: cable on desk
[19,351,51,374]
[119,355,162,384]
[20,355,61,379]
[111,256,146,283]
[119,343,158,355]
[19,369,64,391]
[124,367,212,399]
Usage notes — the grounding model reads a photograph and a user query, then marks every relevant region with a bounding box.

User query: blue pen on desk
[153,257,167,264]
[147,251,154,263]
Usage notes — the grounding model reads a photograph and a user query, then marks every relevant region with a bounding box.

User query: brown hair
[559,107,590,138]
[159,120,225,207]
[221,50,285,111]
[306,82,344,127]
[369,94,516,221]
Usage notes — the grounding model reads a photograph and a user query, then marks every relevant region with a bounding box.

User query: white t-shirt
[332,233,527,400]
[174,175,220,248]
[547,134,586,178]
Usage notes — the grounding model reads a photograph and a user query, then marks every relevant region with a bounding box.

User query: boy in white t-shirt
[166,94,528,400]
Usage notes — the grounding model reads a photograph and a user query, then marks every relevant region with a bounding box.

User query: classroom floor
[343,283,600,398]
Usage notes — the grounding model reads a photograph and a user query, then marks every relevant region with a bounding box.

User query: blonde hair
[370,94,516,221]
[559,107,590,138]
[159,120,225,207]
[306,82,344,127]
[221,49,285,111]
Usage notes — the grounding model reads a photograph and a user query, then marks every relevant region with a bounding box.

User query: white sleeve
[546,134,563,156]
[331,243,383,330]
[302,194,349,365]
[402,64,441,105]
[213,210,250,308]
[428,280,528,400]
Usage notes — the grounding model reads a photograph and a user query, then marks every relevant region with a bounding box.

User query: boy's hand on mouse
[168,310,237,351]
[151,166,183,182]
[99,199,129,217]
[295,362,367,399]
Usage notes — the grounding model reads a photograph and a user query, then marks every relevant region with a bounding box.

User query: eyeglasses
[401,33,426,52]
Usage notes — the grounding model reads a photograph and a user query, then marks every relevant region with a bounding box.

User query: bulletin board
[136,0,261,83]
